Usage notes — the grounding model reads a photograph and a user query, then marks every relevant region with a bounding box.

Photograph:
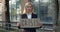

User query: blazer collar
[26,13,33,18]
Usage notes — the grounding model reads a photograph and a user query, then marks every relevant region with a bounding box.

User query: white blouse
[27,14,32,19]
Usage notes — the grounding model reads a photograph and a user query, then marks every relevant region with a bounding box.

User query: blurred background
[0,0,60,32]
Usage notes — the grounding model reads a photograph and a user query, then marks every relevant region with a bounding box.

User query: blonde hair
[23,2,34,14]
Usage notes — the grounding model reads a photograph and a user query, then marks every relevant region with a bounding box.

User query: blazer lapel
[26,13,33,18]
[32,13,33,18]
[24,14,27,18]
[25,14,28,18]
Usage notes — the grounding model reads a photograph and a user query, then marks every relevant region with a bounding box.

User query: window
[9,0,21,21]
[0,1,2,21]
[30,0,56,22]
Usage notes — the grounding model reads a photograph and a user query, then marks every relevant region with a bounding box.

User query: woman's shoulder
[32,13,37,15]
[21,14,26,16]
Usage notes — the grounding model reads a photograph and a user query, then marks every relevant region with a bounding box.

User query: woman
[22,2,37,19]
[22,2,37,32]
[18,2,42,32]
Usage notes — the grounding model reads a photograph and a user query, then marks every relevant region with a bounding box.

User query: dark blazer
[18,13,42,31]
[21,13,42,28]
[18,13,37,29]
[21,13,37,19]
[21,13,37,32]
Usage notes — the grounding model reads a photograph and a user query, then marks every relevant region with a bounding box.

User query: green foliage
[11,9,17,16]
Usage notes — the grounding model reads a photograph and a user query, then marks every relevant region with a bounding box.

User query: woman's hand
[38,22,42,28]
[17,22,21,29]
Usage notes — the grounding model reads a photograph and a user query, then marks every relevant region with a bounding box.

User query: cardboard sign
[20,18,40,28]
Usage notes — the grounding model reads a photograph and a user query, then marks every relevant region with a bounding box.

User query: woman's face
[26,4,33,13]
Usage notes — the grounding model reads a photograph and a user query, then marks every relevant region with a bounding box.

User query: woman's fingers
[38,22,42,27]
[17,22,22,27]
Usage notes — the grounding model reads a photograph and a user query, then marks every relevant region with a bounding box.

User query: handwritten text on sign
[20,18,40,28]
